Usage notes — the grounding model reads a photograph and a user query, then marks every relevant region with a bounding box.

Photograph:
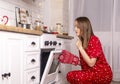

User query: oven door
[40,50,62,84]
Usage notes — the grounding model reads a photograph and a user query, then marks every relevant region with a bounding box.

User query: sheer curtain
[69,0,120,81]
[73,0,113,32]
[112,0,120,81]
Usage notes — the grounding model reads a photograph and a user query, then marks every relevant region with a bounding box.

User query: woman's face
[74,21,81,36]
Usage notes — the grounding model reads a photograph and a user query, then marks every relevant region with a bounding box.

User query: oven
[39,34,63,84]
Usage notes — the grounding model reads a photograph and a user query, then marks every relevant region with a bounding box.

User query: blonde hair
[75,17,94,49]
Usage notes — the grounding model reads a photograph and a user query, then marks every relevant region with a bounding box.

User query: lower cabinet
[24,68,40,84]
[0,32,23,84]
[23,52,40,84]
[23,35,40,84]
[0,31,40,84]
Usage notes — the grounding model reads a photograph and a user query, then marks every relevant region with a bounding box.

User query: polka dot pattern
[66,35,113,84]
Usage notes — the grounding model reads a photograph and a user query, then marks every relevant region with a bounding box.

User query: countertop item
[0,24,43,35]
[42,30,74,40]
[56,34,74,40]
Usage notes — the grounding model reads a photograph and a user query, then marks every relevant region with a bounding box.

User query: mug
[0,16,9,25]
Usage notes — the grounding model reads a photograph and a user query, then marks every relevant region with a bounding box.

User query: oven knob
[50,41,52,46]
[59,43,61,46]
[45,41,49,46]
[53,41,57,46]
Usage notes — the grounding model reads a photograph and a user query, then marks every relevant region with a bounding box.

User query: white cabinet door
[0,32,23,84]
[5,37,23,84]
[0,37,6,84]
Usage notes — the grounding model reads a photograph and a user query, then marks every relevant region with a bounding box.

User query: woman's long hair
[75,17,94,49]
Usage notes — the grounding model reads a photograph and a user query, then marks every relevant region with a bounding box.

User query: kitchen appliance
[39,34,63,84]
[40,50,61,84]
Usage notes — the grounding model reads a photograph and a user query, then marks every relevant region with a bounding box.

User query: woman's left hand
[76,39,83,49]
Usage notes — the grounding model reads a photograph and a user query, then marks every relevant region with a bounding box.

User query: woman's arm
[79,46,97,67]
[76,39,97,67]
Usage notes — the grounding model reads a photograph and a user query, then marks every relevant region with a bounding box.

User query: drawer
[24,68,40,84]
[24,52,40,70]
[24,36,40,51]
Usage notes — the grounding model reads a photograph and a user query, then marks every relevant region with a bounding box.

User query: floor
[111,81,120,84]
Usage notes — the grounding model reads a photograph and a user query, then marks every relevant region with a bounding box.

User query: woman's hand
[58,50,79,66]
[76,39,83,49]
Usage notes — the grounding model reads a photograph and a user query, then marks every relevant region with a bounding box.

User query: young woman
[58,17,113,84]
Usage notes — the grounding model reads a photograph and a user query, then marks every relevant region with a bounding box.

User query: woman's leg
[66,70,93,84]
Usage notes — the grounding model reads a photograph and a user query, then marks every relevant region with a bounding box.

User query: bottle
[35,19,41,31]
[62,25,68,35]
[61,25,63,34]
[56,23,62,34]
[41,22,44,31]
[26,10,31,29]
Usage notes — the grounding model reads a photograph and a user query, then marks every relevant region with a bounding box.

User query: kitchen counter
[42,30,74,40]
[0,24,43,35]
[56,34,74,40]
[0,24,74,39]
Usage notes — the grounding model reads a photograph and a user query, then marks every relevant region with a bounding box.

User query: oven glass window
[48,55,59,74]
[40,49,54,80]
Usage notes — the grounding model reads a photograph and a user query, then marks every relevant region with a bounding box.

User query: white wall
[43,0,69,33]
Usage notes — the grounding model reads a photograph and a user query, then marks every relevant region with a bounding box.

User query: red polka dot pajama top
[59,35,113,84]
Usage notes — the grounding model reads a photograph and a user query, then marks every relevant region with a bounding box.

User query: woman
[58,17,113,84]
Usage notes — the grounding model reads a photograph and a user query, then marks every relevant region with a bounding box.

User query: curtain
[70,0,120,81]
[73,0,113,32]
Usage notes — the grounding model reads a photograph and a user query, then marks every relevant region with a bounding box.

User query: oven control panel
[44,41,61,46]
[40,34,63,49]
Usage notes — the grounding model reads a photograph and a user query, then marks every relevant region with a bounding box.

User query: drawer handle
[31,59,36,63]
[31,42,36,46]
[31,76,36,80]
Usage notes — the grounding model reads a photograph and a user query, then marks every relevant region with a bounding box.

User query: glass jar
[56,23,62,34]
[34,20,41,31]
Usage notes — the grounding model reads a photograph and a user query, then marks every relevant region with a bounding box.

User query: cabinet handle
[31,76,36,80]
[31,59,36,63]
[31,42,36,46]
[58,70,61,73]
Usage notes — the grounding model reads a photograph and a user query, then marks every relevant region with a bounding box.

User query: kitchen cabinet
[0,32,23,84]
[0,31,40,84]
[23,35,40,84]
